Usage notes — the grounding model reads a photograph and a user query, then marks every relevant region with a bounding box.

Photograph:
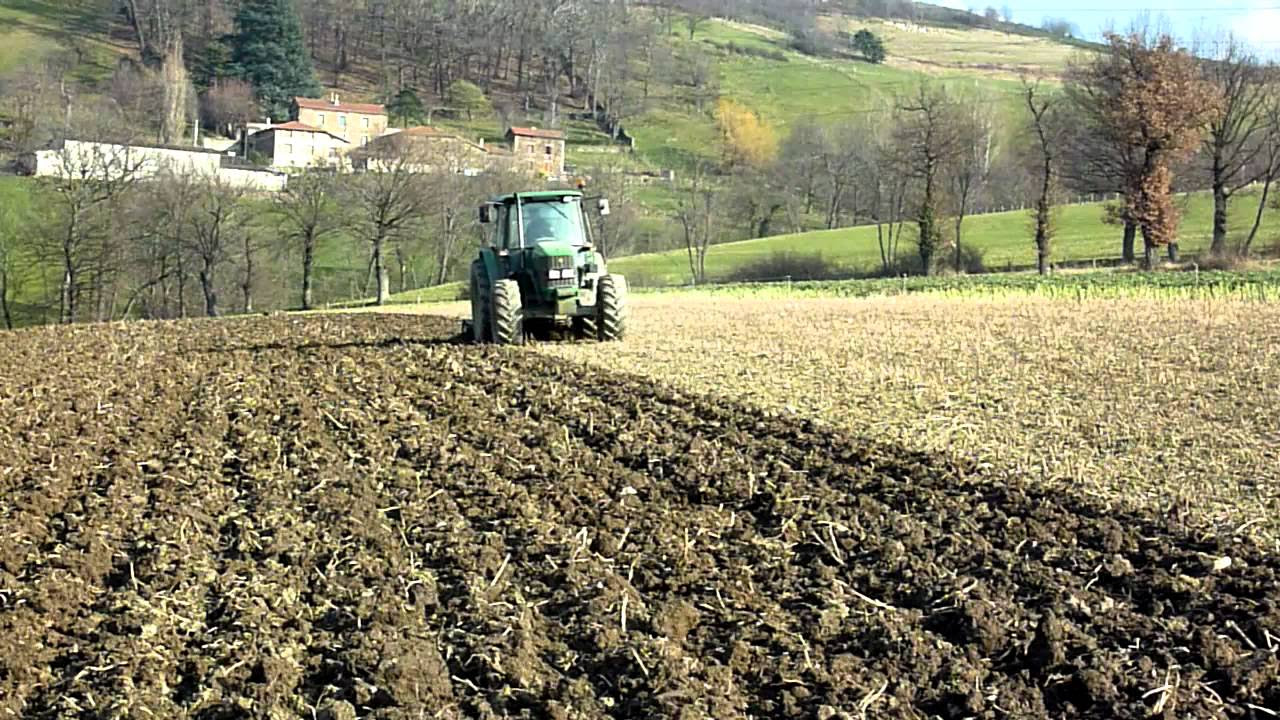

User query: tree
[275,172,340,310]
[447,79,491,121]
[345,153,429,305]
[201,79,257,138]
[1071,33,1219,268]
[1023,80,1065,275]
[38,140,147,323]
[715,98,778,171]
[674,164,718,285]
[186,177,248,317]
[228,0,321,120]
[852,29,887,64]
[387,88,425,127]
[895,82,964,275]
[1200,37,1273,257]
[948,97,996,272]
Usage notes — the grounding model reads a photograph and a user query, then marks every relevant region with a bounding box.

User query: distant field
[627,16,1050,171]
[823,17,1087,78]
[0,0,124,82]
[610,190,1280,285]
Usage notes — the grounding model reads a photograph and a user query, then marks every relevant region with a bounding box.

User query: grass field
[0,0,124,82]
[610,189,1280,285]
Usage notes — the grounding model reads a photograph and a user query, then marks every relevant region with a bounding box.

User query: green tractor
[468,190,627,344]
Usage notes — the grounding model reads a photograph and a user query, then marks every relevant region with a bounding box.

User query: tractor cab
[470,190,624,345]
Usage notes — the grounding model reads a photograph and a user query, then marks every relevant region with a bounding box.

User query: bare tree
[37,139,148,323]
[186,176,248,317]
[276,171,340,310]
[895,82,964,275]
[1024,79,1064,275]
[948,97,996,272]
[346,153,430,305]
[1200,37,1274,256]
[675,164,717,285]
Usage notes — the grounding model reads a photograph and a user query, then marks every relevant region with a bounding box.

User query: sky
[935,0,1280,49]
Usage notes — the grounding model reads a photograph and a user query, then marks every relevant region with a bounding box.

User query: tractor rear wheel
[469,261,490,343]
[597,274,626,342]
[491,278,525,345]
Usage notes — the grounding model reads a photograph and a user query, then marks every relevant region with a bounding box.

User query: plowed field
[1,314,1277,719]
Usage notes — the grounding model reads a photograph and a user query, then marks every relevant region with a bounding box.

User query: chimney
[479,138,485,148]
[330,92,340,106]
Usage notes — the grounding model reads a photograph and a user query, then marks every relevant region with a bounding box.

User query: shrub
[725,252,843,283]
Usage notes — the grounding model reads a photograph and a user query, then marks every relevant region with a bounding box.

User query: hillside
[611,190,1280,286]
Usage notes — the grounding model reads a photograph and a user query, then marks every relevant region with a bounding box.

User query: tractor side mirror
[479,204,492,224]
[597,198,611,216]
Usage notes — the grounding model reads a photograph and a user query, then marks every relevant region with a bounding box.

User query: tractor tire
[469,261,491,343]
[491,278,525,346]
[597,274,626,342]
[573,315,597,341]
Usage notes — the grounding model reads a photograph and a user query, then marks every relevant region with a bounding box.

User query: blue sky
[937,0,1280,48]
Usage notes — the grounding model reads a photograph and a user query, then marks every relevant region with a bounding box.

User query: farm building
[506,127,567,179]
[293,94,389,148]
[19,138,287,191]
[245,122,350,170]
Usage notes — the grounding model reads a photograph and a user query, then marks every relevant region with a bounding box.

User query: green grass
[0,0,122,82]
[610,190,1280,286]
[626,15,1047,173]
[634,267,1280,302]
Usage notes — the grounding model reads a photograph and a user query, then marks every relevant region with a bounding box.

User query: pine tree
[852,30,887,65]
[227,0,321,120]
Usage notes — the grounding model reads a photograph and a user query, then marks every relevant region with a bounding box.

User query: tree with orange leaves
[715,98,778,171]
[1066,32,1220,268]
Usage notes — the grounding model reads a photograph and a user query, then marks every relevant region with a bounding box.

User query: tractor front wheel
[597,274,626,342]
[491,278,525,345]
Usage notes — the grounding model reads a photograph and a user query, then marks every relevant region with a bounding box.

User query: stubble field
[1,303,1278,719]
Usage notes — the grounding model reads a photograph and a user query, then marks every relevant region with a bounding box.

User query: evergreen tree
[227,0,321,120]
[852,30,887,64]
[387,88,426,127]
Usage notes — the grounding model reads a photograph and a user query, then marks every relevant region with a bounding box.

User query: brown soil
[1,314,1276,719]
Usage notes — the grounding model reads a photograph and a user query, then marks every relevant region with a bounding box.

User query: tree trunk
[1143,241,1156,271]
[241,235,254,314]
[200,265,218,317]
[0,271,12,330]
[1122,221,1136,262]
[1210,182,1229,256]
[1166,243,1180,263]
[373,236,389,305]
[301,238,315,310]
[1243,174,1274,256]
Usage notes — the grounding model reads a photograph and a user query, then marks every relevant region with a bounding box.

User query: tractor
[467,189,626,344]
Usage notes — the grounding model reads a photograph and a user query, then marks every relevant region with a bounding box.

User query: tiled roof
[295,96,386,115]
[258,121,349,143]
[507,126,566,140]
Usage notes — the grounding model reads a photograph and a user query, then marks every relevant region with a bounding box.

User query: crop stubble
[0,313,1277,719]
[541,294,1280,547]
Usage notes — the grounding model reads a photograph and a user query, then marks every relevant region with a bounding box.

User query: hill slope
[611,190,1278,285]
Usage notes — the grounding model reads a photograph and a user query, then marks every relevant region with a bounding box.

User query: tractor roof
[492,190,583,204]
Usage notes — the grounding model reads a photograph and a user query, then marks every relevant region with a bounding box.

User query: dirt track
[1,314,1277,719]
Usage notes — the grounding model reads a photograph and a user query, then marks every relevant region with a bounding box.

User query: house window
[545,144,553,155]
[318,113,326,125]
[285,143,293,153]
[527,145,535,155]
[362,117,370,128]
[339,116,347,128]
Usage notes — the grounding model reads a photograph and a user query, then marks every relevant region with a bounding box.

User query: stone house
[506,127,566,178]
[357,126,492,175]
[293,94,388,149]
[246,121,350,169]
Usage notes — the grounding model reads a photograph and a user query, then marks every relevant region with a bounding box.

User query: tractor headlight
[547,269,560,279]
